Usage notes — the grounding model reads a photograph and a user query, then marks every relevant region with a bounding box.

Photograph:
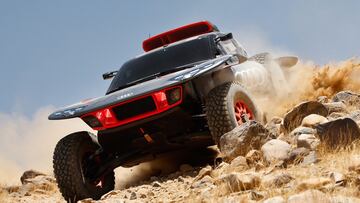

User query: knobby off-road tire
[53,132,115,202]
[206,82,261,147]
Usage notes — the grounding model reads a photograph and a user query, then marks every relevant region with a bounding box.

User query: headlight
[165,87,181,105]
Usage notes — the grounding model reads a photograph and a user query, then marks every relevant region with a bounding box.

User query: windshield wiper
[112,73,161,91]
[157,61,204,76]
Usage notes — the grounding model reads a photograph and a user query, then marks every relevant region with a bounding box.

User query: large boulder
[283,101,328,133]
[261,139,292,164]
[219,121,272,162]
[332,91,360,108]
[316,118,360,149]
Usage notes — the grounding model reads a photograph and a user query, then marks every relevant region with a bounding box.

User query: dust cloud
[258,58,360,118]
[0,106,91,185]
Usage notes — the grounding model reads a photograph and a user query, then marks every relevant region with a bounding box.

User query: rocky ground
[1,59,360,203]
[1,90,360,203]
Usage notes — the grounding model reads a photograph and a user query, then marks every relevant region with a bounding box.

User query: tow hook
[140,128,154,143]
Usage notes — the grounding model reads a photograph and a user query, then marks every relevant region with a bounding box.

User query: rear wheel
[206,82,261,146]
[53,132,115,202]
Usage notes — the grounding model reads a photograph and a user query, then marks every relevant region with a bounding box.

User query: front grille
[112,96,157,121]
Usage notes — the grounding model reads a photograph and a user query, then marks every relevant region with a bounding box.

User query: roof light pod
[142,21,218,52]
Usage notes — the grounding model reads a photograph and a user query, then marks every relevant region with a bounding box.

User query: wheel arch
[191,65,236,102]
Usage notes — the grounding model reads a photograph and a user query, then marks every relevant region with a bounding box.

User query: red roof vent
[142,21,218,52]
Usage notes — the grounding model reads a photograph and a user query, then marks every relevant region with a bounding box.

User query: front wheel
[53,132,115,202]
[206,82,262,146]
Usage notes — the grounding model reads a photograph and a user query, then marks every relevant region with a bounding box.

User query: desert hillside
[1,59,360,203]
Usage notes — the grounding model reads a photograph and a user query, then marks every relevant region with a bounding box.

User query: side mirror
[216,33,233,42]
[102,71,118,80]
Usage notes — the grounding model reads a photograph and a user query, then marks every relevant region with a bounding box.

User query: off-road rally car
[49,21,298,202]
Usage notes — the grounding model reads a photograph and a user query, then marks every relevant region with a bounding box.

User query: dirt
[1,58,360,203]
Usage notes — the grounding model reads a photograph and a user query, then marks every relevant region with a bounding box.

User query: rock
[129,191,137,200]
[297,177,332,191]
[301,114,328,128]
[219,195,250,203]
[245,150,263,166]
[265,116,283,137]
[177,176,185,183]
[261,139,291,164]
[250,190,265,201]
[331,195,360,203]
[277,133,293,144]
[283,101,328,133]
[229,156,248,170]
[301,151,319,165]
[332,91,360,108]
[264,196,285,203]
[297,134,320,150]
[195,165,212,181]
[136,188,148,199]
[329,171,346,186]
[348,155,360,173]
[283,126,315,145]
[262,172,294,187]
[101,191,120,200]
[151,181,162,187]
[318,96,329,103]
[349,110,360,123]
[316,118,360,149]
[179,164,193,173]
[323,102,348,114]
[219,121,272,162]
[288,190,331,203]
[191,175,214,189]
[20,170,46,185]
[327,112,347,120]
[287,147,310,164]
[290,127,316,137]
[216,172,261,193]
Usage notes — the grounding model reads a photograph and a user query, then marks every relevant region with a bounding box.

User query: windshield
[106,35,217,94]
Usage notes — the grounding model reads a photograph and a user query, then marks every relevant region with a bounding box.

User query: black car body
[49,22,249,165]
[50,21,297,202]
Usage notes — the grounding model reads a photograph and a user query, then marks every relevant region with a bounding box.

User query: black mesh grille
[112,96,156,121]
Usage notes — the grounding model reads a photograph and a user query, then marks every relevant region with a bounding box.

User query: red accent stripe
[81,86,183,131]
[142,21,215,52]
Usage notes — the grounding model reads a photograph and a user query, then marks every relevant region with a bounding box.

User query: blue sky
[0,1,359,115]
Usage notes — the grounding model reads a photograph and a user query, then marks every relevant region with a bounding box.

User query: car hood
[48,55,232,120]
